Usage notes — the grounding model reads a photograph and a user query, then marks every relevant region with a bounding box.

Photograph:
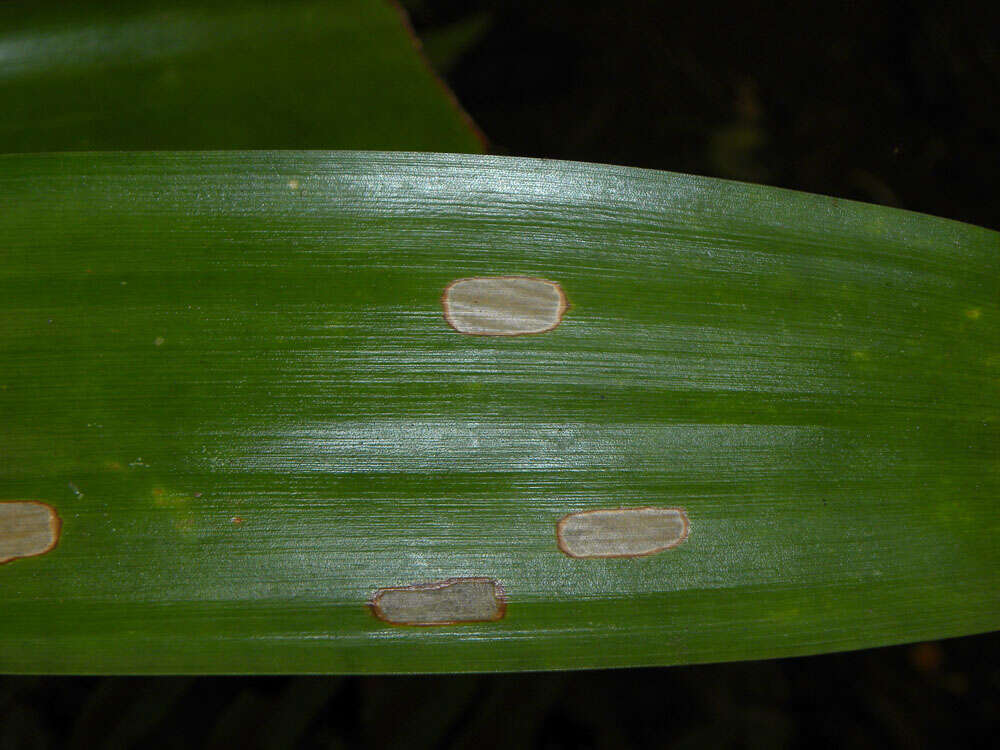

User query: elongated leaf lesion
[0,501,61,565]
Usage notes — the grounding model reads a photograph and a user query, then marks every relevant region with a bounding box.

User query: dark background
[421,0,999,230]
[2,0,998,747]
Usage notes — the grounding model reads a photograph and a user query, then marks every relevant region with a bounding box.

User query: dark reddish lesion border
[555,506,690,559]
[440,276,569,336]
[369,576,507,626]
[0,500,62,565]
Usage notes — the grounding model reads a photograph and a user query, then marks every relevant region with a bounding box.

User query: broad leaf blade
[0,1,482,153]
[0,151,997,673]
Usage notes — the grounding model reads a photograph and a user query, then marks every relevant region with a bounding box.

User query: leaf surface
[0,1,482,153]
[0,151,997,673]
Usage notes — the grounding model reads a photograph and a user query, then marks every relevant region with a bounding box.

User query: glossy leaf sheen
[1,151,997,674]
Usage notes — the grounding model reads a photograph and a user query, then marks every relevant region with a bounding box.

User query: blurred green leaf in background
[0,0,484,152]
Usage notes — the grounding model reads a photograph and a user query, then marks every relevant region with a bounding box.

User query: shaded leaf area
[0,0,482,153]
[2,636,999,748]
[406,0,1000,228]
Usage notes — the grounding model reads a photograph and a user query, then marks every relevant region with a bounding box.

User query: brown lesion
[441,276,569,336]
[0,501,62,565]
[370,577,507,626]
[556,506,690,559]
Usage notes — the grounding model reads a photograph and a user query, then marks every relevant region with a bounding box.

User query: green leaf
[0,1,483,153]
[1,151,997,673]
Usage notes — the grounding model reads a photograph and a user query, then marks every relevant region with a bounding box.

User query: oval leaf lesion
[0,501,61,565]
[557,507,689,559]
[370,577,506,625]
[442,276,567,336]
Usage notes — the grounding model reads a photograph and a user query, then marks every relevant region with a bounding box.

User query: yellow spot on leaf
[965,308,982,320]
[152,486,189,508]
[150,487,197,533]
